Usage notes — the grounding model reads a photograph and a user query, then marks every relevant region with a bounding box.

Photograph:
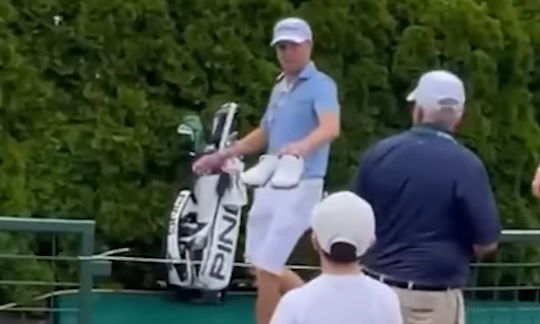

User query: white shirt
[270,273,402,324]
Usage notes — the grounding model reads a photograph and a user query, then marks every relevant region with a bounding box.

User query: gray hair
[418,97,464,129]
[420,106,463,129]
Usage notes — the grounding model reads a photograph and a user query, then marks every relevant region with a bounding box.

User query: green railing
[1,215,540,324]
[0,216,109,324]
[465,230,540,323]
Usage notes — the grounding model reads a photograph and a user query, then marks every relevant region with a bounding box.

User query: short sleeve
[455,156,501,245]
[260,86,278,132]
[351,145,376,199]
[259,108,270,132]
[313,76,340,116]
[270,291,297,324]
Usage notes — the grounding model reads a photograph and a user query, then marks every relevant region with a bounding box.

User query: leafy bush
[2,0,540,304]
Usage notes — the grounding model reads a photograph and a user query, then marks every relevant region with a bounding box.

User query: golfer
[270,191,402,324]
[192,17,340,324]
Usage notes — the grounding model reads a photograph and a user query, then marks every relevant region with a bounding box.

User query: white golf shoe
[270,154,304,189]
[240,154,279,187]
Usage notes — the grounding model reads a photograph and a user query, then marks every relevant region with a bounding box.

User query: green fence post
[79,226,94,324]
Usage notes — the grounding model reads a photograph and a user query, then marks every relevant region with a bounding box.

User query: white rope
[76,246,323,270]
[0,251,321,312]
[3,228,536,313]
[80,254,322,271]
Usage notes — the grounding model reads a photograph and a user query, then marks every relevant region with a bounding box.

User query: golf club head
[180,114,206,153]
[177,124,195,141]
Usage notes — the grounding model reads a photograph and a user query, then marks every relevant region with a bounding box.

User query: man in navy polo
[351,70,501,324]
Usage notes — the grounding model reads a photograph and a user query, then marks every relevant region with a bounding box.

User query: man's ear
[412,105,423,125]
[310,232,320,252]
[454,108,465,130]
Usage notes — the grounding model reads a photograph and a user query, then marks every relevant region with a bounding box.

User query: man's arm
[192,122,267,174]
[456,157,501,259]
[222,127,267,158]
[532,163,540,197]
[282,77,340,156]
[296,112,340,155]
[222,98,273,159]
[474,243,498,259]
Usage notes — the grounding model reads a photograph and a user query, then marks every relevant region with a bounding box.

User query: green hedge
[2,0,540,303]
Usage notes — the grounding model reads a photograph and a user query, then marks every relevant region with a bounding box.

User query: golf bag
[165,102,248,299]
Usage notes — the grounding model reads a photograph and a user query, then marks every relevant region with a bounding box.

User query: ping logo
[209,205,239,280]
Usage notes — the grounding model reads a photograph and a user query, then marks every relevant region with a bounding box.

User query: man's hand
[532,165,540,197]
[192,151,228,175]
[280,141,310,157]
[192,127,268,175]
[473,243,498,260]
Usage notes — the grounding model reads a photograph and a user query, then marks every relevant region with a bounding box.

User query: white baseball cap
[271,17,312,46]
[406,70,466,111]
[310,191,376,258]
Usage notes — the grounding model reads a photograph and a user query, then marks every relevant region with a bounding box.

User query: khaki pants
[392,287,465,324]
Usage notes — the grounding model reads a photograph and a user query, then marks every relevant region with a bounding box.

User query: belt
[362,268,453,291]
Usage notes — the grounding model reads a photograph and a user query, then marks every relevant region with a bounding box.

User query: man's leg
[252,247,305,324]
[254,268,283,324]
[248,266,303,292]
[253,268,304,324]
[244,186,275,322]
[250,179,323,324]
[279,268,304,294]
[392,287,465,324]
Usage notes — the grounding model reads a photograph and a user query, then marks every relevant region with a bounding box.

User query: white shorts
[244,178,324,275]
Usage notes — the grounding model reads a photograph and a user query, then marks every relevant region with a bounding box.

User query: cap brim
[270,35,308,46]
[406,89,416,102]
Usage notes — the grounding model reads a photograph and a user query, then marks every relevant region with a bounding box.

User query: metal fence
[1,216,540,324]
[465,230,540,323]
[0,216,101,324]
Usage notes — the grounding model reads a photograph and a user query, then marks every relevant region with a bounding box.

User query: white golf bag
[165,102,247,300]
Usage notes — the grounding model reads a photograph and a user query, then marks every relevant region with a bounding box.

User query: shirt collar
[413,122,453,133]
[298,61,317,79]
[276,61,317,82]
[411,123,457,143]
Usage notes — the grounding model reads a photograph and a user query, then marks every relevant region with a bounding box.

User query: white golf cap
[406,70,466,111]
[271,17,312,46]
[310,191,375,258]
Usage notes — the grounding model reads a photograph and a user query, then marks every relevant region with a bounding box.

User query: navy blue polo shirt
[352,123,500,288]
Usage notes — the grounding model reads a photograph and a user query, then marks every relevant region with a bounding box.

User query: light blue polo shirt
[260,61,340,179]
